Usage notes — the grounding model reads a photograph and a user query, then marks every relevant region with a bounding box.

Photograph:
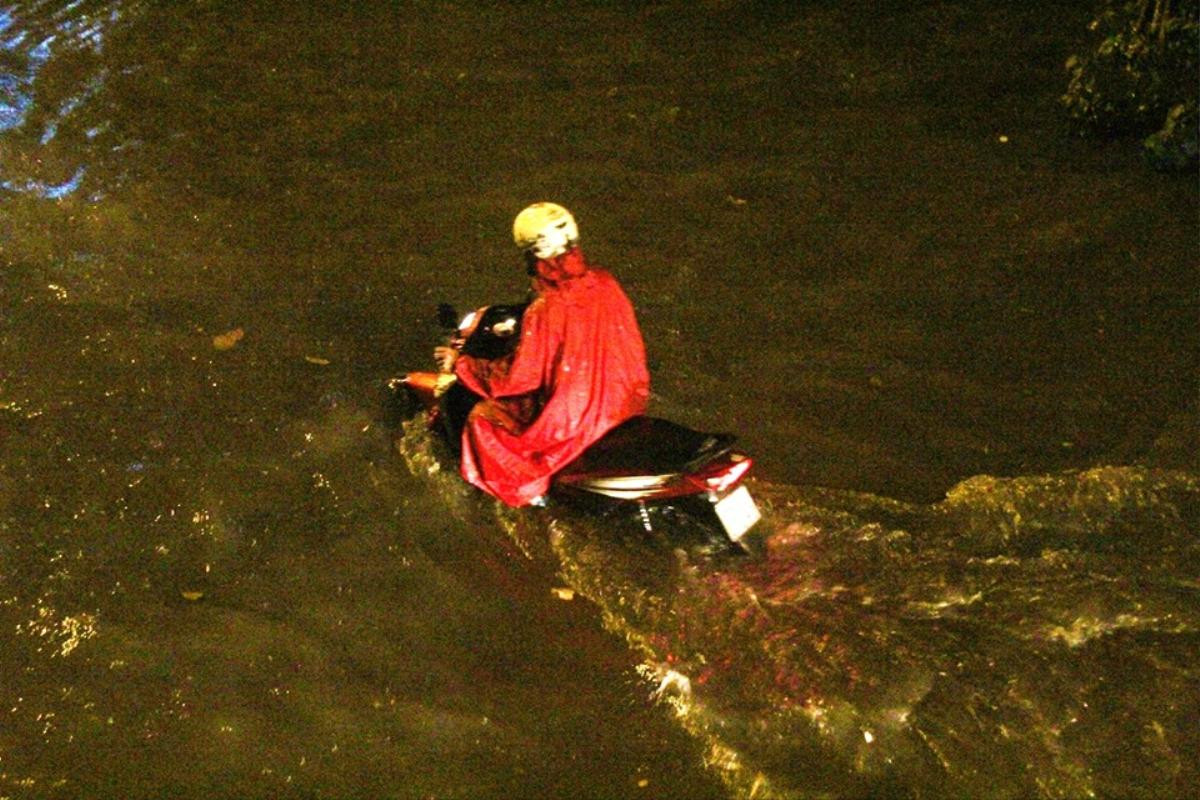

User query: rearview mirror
[436,303,459,329]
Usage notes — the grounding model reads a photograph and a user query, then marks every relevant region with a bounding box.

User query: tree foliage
[1063,0,1199,170]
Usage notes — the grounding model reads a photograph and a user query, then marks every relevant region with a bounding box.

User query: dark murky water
[2,1,1197,798]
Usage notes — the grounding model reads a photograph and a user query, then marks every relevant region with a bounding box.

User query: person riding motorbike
[434,202,651,507]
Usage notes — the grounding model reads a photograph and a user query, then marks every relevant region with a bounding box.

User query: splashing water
[442,453,1200,799]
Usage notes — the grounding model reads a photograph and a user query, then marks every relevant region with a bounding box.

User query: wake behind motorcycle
[389,302,763,549]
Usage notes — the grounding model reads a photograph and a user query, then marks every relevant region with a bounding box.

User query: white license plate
[714,485,761,542]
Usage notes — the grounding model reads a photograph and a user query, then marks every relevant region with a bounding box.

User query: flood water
[1,1,1197,798]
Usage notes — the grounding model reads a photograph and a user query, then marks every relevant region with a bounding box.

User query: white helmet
[512,202,579,260]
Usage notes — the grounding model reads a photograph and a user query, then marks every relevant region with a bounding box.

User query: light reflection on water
[0,0,128,197]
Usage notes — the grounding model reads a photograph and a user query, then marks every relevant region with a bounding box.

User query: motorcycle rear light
[693,454,753,494]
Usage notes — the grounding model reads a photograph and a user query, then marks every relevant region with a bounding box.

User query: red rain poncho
[453,248,650,506]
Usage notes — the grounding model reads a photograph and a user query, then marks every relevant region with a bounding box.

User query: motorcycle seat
[557,415,736,478]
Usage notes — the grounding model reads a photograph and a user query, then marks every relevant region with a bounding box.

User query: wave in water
[396,417,1200,800]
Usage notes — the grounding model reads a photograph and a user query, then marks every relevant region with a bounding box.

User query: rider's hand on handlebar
[434,345,459,373]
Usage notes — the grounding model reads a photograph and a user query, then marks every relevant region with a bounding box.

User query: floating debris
[211,328,244,351]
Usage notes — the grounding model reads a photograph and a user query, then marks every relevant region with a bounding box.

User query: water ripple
[0,0,130,197]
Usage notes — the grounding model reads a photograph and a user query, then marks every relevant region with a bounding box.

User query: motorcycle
[388,302,763,550]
